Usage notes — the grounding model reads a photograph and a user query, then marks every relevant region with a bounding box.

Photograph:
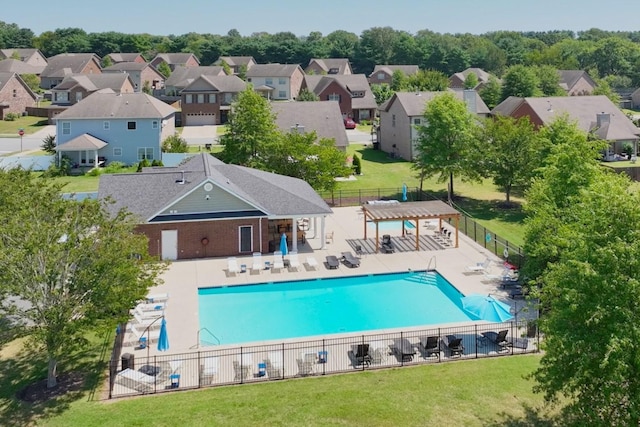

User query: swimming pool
[367,220,416,231]
[198,271,474,345]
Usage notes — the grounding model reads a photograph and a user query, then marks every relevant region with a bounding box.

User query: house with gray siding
[54,91,176,166]
[103,62,165,92]
[246,64,305,100]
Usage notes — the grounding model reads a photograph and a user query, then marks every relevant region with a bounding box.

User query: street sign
[18,129,24,136]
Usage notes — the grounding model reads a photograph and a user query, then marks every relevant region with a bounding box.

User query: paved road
[0,125,56,155]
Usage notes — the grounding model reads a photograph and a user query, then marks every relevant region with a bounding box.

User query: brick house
[180,74,246,125]
[557,70,596,96]
[305,58,352,75]
[368,65,419,85]
[105,53,146,64]
[0,72,38,119]
[213,56,256,75]
[40,53,102,89]
[449,68,492,90]
[102,62,165,92]
[162,65,225,96]
[0,48,48,68]
[150,53,200,72]
[51,73,135,105]
[97,153,333,260]
[302,74,377,122]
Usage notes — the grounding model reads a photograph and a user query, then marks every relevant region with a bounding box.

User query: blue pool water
[367,220,416,231]
[198,271,473,345]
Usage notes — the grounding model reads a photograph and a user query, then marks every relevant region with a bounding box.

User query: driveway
[347,128,375,145]
[180,125,220,146]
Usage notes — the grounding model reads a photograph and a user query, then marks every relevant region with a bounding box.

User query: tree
[463,72,478,89]
[412,92,480,204]
[220,85,278,166]
[592,78,621,105]
[534,65,564,96]
[41,134,56,154]
[220,59,232,76]
[0,169,165,388]
[20,73,41,94]
[390,69,407,91]
[524,131,640,424]
[296,88,320,101]
[370,83,394,105]
[479,75,503,109]
[142,80,152,95]
[481,115,542,203]
[161,134,188,153]
[101,54,113,68]
[406,70,449,91]
[157,61,171,78]
[501,64,541,99]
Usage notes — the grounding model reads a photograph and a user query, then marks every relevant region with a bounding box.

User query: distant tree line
[4,21,640,85]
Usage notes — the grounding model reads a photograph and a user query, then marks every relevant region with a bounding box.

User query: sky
[5,0,640,37]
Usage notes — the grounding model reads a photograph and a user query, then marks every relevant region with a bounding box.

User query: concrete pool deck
[127,206,532,359]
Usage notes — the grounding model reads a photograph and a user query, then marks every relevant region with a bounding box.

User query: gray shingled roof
[165,65,224,88]
[181,75,247,93]
[41,53,100,78]
[55,133,108,151]
[103,62,148,72]
[53,73,132,92]
[370,65,419,77]
[55,92,176,120]
[271,101,349,149]
[154,53,200,65]
[246,64,303,78]
[215,56,255,67]
[557,70,596,91]
[307,58,351,74]
[382,89,489,116]
[451,68,491,83]
[98,153,332,222]
[304,74,377,109]
[0,59,45,74]
[107,53,144,63]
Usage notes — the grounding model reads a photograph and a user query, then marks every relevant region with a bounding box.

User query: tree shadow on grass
[484,403,562,427]
[0,330,111,426]
[355,146,409,165]
[453,196,526,225]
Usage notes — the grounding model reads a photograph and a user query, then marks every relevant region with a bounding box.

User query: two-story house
[51,74,135,105]
[302,74,377,122]
[213,56,256,75]
[40,53,102,89]
[180,75,247,125]
[102,62,165,92]
[54,92,176,166]
[163,65,225,96]
[245,64,305,101]
[305,58,352,75]
[368,65,419,85]
[0,48,48,68]
[449,68,492,90]
[378,89,489,161]
[150,53,200,72]
[0,72,38,119]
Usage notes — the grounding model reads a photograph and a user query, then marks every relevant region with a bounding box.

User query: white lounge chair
[129,323,161,344]
[306,256,319,270]
[131,311,162,328]
[136,301,167,312]
[145,293,169,303]
[227,257,240,275]
[296,353,315,376]
[465,257,491,273]
[131,305,164,320]
[200,356,219,385]
[272,251,284,271]
[265,351,283,378]
[115,368,158,392]
[251,252,263,274]
[289,251,300,271]
[234,354,252,380]
[483,267,517,283]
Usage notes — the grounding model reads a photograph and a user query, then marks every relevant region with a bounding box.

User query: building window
[113,147,122,156]
[62,122,70,135]
[223,93,233,104]
[278,91,286,98]
[103,121,110,130]
[127,121,137,130]
[360,110,371,120]
[152,120,158,129]
[329,68,339,74]
[185,94,193,104]
[209,94,216,103]
[137,147,153,161]
[328,93,340,102]
[278,78,286,85]
[265,78,273,85]
[55,92,68,102]
[414,118,421,125]
[197,94,204,103]
[12,89,17,97]
[377,72,386,80]
[392,114,396,127]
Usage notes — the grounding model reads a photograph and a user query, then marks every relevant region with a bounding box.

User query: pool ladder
[197,327,221,348]
[426,256,437,272]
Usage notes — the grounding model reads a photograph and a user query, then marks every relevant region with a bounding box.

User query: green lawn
[27,355,558,427]
[0,116,49,136]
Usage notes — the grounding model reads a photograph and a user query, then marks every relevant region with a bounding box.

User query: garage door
[186,113,215,126]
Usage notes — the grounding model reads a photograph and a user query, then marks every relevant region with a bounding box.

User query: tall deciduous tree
[157,61,172,78]
[479,75,503,109]
[0,169,165,388]
[413,92,480,204]
[501,64,541,99]
[220,85,278,166]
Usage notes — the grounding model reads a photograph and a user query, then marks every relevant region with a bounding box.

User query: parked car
[344,118,356,129]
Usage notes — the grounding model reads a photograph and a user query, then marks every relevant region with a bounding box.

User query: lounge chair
[381,234,395,253]
[115,368,158,393]
[131,305,164,320]
[145,293,169,303]
[481,330,511,353]
[483,267,515,283]
[265,351,283,378]
[251,252,263,274]
[306,256,319,270]
[369,341,388,365]
[325,231,334,244]
[131,311,162,328]
[419,336,440,359]
[233,361,251,381]
[325,255,340,269]
[341,251,361,268]
[272,251,284,271]
[200,356,219,385]
[136,301,167,312]
[129,323,161,344]
[465,257,491,273]
[288,251,301,271]
[227,257,240,275]
[350,344,372,367]
[392,338,415,362]
[297,353,315,375]
[443,335,464,357]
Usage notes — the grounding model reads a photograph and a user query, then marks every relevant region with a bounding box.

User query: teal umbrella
[279,233,288,257]
[402,183,408,201]
[461,294,513,323]
[157,317,169,352]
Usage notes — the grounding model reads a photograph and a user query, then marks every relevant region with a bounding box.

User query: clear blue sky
[5,0,640,37]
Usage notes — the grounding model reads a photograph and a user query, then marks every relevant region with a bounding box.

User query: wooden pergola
[362,201,461,252]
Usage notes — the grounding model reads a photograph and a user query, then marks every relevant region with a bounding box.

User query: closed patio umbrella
[402,183,408,202]
[279,233,288,257]
[157,317,169,352]
[461,294,513,323]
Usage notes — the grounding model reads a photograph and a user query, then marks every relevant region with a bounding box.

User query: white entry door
[161,230,178,260]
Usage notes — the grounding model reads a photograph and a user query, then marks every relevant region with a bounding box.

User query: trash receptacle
[121,353,134,371]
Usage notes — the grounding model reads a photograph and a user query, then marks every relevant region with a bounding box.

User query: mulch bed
[16,371,86,404]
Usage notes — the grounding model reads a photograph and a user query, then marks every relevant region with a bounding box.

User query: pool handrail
[198,328,221,347]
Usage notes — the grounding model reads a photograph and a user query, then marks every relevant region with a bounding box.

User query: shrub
[136,159,151,172]
[41,134,56,154]
[352,153,362,175]
[41,155,73,177]
[151,159,164,167]
[4,112,19,121]
[103,161,126,173]
[86,168,102,177]
[162,135,188,153]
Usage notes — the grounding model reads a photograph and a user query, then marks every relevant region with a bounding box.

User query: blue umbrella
[157,317,169,352]
[461,294,513,323]
[279,233,288,257]
[402,183,408,202]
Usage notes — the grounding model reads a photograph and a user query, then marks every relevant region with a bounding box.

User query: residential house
[0,59,45,75]
[103,62,165,92]
[54,91,176,166]
[271,101,349,151]
[302,74,377,122]
[163,65,225,96]
[492,95,640,159]
[51,73,135,105]
[213,56,256,75]
[0,48,47,68]
[628,87,640,109]
[449,68,492,90]
[378,89,489,161]
[150,53,200,72]
[97,153,333,260]
[305,58,352,75]
[180,75,246,125]
[40,53,102,89]
[557,70,596,96]
[105,53,146,64]
[368,65,419,85]
[246,64,305,101]
[0,72,38,119]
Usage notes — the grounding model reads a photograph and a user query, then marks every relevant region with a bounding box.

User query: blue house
[54,91,177,166]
